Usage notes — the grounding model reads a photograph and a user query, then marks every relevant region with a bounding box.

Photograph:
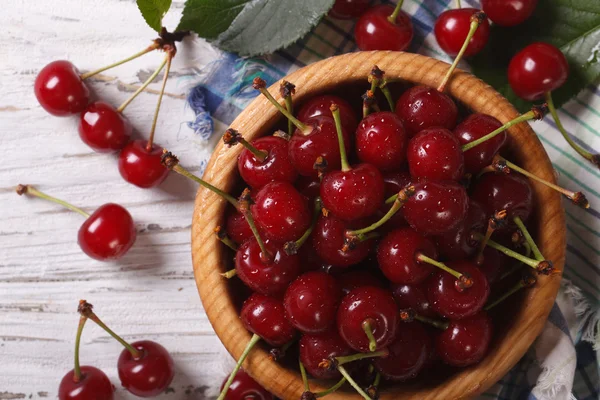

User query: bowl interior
[191,52,566,400]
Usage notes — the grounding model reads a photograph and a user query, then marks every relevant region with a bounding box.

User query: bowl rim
[191,51,566,400]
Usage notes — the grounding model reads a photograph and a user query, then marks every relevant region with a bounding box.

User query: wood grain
[192,52,566,400]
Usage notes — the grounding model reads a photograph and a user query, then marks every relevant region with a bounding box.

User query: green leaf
[471,0,600,112]
[137,0,172,32]
[177,0,251,39]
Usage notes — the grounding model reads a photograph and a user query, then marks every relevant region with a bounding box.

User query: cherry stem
[299,360,310,392]
[335,350,388,366]
[367,371,381,399]
[416,253,473,290]
[253,78,311,135]
[223,129,268,162]
[462,105,547,151]
[280,81,296,136]
[215,226,239,251]
[147,53,173,151]
[217,333,261,400]
[161,151,239,208]
[362,90,378,118]
[484,274,536,311]
[220,269,237,279]
[512,216,544,261]
[416,314,449,330]
[239,189,273,263]
[80,43,159,80]
[499,249,528,280]
[284,198,322,255]
[331,104,350,172]
[117,56,168,113]
[475,210,507,265]
[338,365,373,400]
[78,300,141,359]
[437,12,485,93]
[362,320,378,352]
[269,340,295,361]
[456,0,462,8]
[369,66,394,110]
[493,155,589,209]
[315,377,347,398]
[388,0,405,23]
[545,92,600,169]
[16,184,90,218]
[72,315,87,383]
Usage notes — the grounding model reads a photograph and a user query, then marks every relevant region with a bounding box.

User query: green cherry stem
[16,184,90,218]
[147,52,173,151]
[215,226,239,252]
[116,55,169,113]
[315,377,347,398]
[284,198,322,255]
[367,371,381,399]
[80,43,159,80]
[416,253,474,290]
[280,81,296,136]
[72,315,88,383]
[437,11,486,93]
[513,216,544,262]
[462,105,548,151]
[220,269,237,279]
[456,0,462,8]
[484,273,536,311]
[388,0,405,23]
[223,129,268,162]
[475,210,507,265]
[217,333,261,400]
[299,359,310,392]
[362,90,378,118]
[545,91,600,169]
[362,320,378,352]
[331,104,351,172]
[338,365,373,400]
[334,350,388,366]
[239,189,273,263]
[369,66,394,110]
[399,309,449,330]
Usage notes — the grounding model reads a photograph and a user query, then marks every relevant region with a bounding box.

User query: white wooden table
[1,1,231,398]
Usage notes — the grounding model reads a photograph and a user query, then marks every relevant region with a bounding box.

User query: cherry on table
[299,331,353,380]
[79,101,132,153]
[395,86,458,138]
[117,340,175,397]
[481,0,538,26]
[392,284,437,318]
[58,366,114,400]
[34,60,90,116]
[435,200,487,261]
[329,0,370,19]
[434,8,490,57]
[435,311,493,367]
[453,113,506,174]
[355,111,408,172]
[297,94,358,133]
[355,4,414,51]
[407,127,464,181]
[118,140,169,188]
[220,369,273,400]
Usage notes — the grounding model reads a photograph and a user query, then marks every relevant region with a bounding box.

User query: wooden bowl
[191,52,566,399]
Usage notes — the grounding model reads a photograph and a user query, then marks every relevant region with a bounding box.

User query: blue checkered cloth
[187,1,600,398]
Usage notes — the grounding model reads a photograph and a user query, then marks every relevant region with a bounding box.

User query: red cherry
[373,321,432,381]
[296,175,321,203]
[427,261,490,319]
[118,140,168,188]
[220,369,273,400]
[407,127,464,181]
[377,228,438,285]
[508,42,569,101]
[241,293,297,346]
[78,203,136,261]
[453,113,505,174]
[355,111,408,172]
[117,340,174,397]
[339,270,385,295]
[34,60,89,116]
[329,0,370,19]
[355,5,414,51]
[237,136,297,189]
[478,246,513,284]
[236,239,301,298]
[403,180,469,235]
[251,182,311,242]
[58,366,114,400]
[225,209,253,244]
[435,200,487,260]
[470,173,533,225]
[78,101,131,153]
[297,95,358,133]
[288,116,351,177]
[337,286,399,352]
[378,171,412,229]
[320,163,385,221]
[299,331,353,380]
[434,9,490,57]
[481,0,538,26]
[391,284,436,318]
[311,214,373,267]
[436,312,492,366]
[395,86,458,137]
[284,271,342,333]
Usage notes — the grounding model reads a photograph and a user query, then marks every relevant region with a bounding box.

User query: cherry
[220,369,273,400]
[453,113,505,174]
[284,271,342,333]
[59,366,114,400]
[435,200,487,260]
[339,270,385,295]
[373,321,432,381]
[481,0,538,27]
[329,0,370,19]
[407,127,464,181]
[402,180,469,235]
[241,293,297,346]
[337,286,398,352]
[508,42,569,101]
[355,4,414,51]
[225,209,254,244]
[299,331,353,380]
[34,60,90,116]
[434,9,490,57]
[117,340,175,397]
[395,86,458,137]
[79,102,132,153]
[251,181,311,242]
[311,214,373,267]
[435,312,492,367]
[427,261,490,319]
[223,130,297,189]
[478,246,513,284]
[118,140,169,188]
[377,227,438,285]
[392,284,436,318]
[297,95,358,133]
[296,175,321,203]
[355,111,408,172]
